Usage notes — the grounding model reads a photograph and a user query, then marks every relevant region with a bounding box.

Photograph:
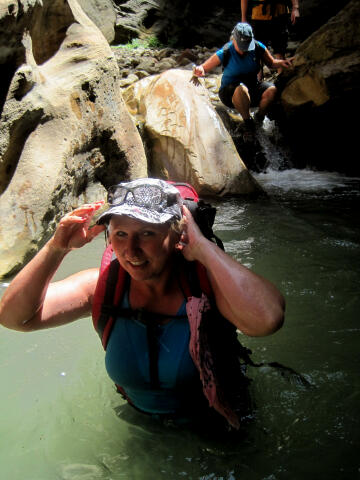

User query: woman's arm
[262,47,293,70]
[193,53,221,77]
[177,207,285,336]
[241,0,249,22]
[0,203,104,332]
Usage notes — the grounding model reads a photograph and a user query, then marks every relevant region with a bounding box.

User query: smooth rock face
[123,69,260,195]
[278,0,359,173]
[77,0,117,43]
[0,0,147,277]
[281,0,360,112]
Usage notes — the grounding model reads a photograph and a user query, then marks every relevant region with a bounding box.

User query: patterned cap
[232,22,255,51]
[96,178,183,225]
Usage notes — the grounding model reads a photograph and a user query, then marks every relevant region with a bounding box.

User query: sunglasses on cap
[107,183,172,208]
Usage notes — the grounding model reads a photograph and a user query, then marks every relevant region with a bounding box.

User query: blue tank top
[105,292,202,415]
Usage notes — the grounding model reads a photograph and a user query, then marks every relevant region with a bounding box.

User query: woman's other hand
[50,202,105,252]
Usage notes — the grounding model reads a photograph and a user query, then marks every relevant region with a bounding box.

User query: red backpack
[168,181,224,250]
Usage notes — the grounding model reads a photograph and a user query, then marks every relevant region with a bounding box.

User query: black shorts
[251,15,290,56]
[218,80,273,109]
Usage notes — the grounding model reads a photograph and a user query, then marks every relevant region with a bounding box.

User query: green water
[0,169,359,480]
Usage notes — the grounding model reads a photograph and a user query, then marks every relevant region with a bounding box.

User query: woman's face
[232,38,245,55]
[108,215,179,282]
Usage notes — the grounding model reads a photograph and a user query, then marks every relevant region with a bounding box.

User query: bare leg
[232,84,252,120]
[257,85,277,120]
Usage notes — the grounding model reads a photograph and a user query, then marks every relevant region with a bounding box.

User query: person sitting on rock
[193,22,292,139]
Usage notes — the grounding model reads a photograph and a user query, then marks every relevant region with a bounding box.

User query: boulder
[278,0,360,173]
[123,69,260,195]
[113,0,161,44]
[77,0,117,43]
[281,0,360,111]
[0,0,147,277]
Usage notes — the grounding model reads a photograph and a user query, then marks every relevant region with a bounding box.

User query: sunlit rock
[77,0,116,43]
[0,0,147,277]
[123,69,260,196]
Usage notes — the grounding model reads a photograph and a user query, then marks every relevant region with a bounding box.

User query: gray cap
[96,178,183,225]
[232,22,255,51]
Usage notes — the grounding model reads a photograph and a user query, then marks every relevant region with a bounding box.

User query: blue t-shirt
[105,292,202,415]
[216,41,265,89]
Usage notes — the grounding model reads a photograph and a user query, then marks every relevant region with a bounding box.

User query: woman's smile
[128,259,147,266]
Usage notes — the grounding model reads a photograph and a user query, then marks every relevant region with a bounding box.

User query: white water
[253,117,360,194]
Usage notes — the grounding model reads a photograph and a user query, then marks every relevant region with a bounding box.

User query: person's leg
[257,85,277,119]
[232,84,252,120]
[232,84,256,142]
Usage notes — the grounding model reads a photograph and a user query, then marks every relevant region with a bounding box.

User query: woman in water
[0,178,285,429]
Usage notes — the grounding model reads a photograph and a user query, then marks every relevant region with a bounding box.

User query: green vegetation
[113,35,164,50]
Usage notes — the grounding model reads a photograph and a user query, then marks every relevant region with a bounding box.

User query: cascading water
[253,117,294,171]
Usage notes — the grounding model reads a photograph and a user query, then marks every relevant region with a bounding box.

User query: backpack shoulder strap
[222,42,231,69]
[178,259,213,300]
[255,40,264,62]
[92,244,127,349]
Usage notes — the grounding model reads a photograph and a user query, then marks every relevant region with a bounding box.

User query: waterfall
[254,118,294,172]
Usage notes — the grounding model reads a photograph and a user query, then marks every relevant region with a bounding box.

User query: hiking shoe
[242,118,256,143]
[244,118,255,130]
[253,111,265,125]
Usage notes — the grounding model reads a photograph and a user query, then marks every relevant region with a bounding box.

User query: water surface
[1,167,359,480]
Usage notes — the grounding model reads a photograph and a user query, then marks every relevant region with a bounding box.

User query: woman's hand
[176,205,285,336]
[175,205,209,261]
[50,202,105,252]
[192,65,205,77]
[0,201,104,331]
[273,57,294,70]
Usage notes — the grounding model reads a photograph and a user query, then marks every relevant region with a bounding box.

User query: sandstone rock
[113,0,161,44]
[123,69,260,196]
[0,0,147,277]
[119,73,141,87]
[77,0,117,43]
[277,0,359,173]
[281,0,360,111]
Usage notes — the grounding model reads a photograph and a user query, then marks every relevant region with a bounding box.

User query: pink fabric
[187,295,240,429]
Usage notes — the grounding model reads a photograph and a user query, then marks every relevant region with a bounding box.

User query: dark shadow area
[142,8,159,29]
[0,62,18,116]
[30,2,74,65]
[0,108,44,195]
[276,93,359,175]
